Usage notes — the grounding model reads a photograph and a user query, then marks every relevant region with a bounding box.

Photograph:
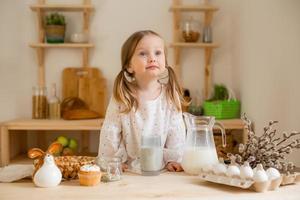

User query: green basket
[203,99,241,119]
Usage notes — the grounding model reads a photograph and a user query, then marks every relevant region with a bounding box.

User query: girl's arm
[98,98,124,159]
[163,110,186,165]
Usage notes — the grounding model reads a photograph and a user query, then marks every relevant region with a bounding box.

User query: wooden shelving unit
[169,0,219,99]
[30,0,94,87]
[0,0,245,168]
[0,1,100,168]
[0,118,246,167]
[28,0,97,150]
[0,118,104,167]
[169,1,245,153]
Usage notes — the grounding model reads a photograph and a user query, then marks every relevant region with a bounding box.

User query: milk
[140,147,163,172]
[181,147,218,175]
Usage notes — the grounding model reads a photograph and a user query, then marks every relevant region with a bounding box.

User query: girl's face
[128,35,166,81]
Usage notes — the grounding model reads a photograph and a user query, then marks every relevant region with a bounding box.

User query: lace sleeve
[98,97,122,158]
[163,107,186,163]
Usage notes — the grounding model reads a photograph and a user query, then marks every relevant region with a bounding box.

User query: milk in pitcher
[181,147,218,175]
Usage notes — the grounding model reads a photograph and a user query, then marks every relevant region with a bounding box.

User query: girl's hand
[122,163,128,172]
[166,162,183,172]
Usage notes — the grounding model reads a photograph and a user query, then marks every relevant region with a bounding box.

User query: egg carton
[281,172,300,185]
[199,171,299,192]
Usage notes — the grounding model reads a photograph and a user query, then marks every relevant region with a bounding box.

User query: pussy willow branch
[276,132,300,146]
[231,114,300,173]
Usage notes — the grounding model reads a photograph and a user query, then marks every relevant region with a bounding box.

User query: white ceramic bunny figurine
[28,142,62,187]
[33,153,62,187]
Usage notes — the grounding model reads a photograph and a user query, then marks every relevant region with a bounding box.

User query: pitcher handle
[214,122,226,147]
[182,112,191,134]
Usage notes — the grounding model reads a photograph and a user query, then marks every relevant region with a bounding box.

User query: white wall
[233,0,300,166]
[0,0,299,165]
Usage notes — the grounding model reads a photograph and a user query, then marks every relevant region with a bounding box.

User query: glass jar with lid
[181,17,200,43]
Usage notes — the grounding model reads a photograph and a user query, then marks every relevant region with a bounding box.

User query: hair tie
[123,70,135,83]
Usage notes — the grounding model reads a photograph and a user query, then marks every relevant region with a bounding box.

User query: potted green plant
[208,84,229,101]
[44,12,66,43]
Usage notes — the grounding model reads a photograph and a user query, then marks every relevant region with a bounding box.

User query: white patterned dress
[98,87,186,173]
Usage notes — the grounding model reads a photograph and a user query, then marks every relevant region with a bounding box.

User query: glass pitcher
[182,113,226,175]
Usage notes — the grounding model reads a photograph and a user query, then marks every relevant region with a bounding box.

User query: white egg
[253,164,268,182]
[253,170,268,182]
[240,165,254,179]
[266,167,281,180]
[212,163,227,175]
[226,165,240,177]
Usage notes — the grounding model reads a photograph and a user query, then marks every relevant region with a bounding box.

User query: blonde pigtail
[165,66,190,111]
[113,70,138,113]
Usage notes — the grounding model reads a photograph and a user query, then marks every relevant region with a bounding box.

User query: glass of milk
[140,135,163,176]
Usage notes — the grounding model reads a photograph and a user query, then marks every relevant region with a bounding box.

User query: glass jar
[202,25,213,43]
[96,156,122,181]
[32,86,47,119]
[48,83,61,119]
[181,17,200,43]
[106,157,122,181]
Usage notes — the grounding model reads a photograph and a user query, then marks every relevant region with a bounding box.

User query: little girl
[98,30,187,172]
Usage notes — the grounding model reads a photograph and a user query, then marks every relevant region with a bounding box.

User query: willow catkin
[228,113,300,174]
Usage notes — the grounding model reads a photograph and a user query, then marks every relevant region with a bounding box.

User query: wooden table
[0,119,103,167]
[0,172,299,200]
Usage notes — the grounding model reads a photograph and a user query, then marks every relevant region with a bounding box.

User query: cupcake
[78,164,101,186]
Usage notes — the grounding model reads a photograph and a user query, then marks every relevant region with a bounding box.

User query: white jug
[182,113,226,175]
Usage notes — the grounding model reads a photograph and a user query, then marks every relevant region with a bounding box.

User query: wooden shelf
[1,118,103,131]
[1,118,242,131]
[169,5,219,12]
[0,117,243,132]
[29,43,94,48]
[170,42,219,48]
[30,4,94,12]
[11,154,33,165]
[217,118,244,130]
[0,118,103,166]
[29,0,94,86]
[0,118,244,167]
[169,0,219,99]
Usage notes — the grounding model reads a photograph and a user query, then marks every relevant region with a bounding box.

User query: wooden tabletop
[0,172,299,200]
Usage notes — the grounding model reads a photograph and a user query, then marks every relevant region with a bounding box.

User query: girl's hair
[113,30,188,113]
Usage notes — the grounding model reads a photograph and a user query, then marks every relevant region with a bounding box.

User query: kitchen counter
[0,172,299,200]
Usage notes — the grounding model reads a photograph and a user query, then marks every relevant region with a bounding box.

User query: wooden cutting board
[62,67,107,117]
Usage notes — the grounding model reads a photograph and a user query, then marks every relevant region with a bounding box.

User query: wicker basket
[203,99,240,119]
[34,156,95,180]
[203,88,241,119]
